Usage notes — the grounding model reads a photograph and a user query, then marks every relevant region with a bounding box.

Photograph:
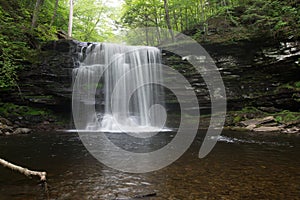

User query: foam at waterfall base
[68,114,172,136]
[66,127,172,134]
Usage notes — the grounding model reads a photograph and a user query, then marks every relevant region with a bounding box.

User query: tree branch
[0,158,46,182]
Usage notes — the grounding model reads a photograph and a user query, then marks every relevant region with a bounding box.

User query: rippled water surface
[0,131,299,200]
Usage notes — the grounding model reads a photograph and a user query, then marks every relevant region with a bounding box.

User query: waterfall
[72,43,168,133]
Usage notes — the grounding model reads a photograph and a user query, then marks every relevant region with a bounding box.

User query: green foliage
[277,81,300,91]
[274,110,300,123]
[238,0,299,38]
[0,102,49,118]
[295,82,300,88]
[0,4,33,88]
[0,0,119,89]
[72,0,114,42]
[121,0,299,43]
[238,107,263,114]
[231,107,300,125]
[1,0,298,89]
[233,115,242,124]
[228,107,265,124]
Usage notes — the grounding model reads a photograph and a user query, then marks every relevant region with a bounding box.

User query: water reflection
[0,131,299,199]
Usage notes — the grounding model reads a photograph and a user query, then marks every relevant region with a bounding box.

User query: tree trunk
[179,8,183,32]
[172,10,179,31]
[153,4,161,44]
[68,0,74,38]
[50,0,59,26]
[31,0,44,30]
[163,0,175,41]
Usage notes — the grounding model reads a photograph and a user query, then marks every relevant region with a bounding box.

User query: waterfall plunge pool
[0,130,299,200]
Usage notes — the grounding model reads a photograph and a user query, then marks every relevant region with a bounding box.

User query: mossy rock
[0,102,51,119]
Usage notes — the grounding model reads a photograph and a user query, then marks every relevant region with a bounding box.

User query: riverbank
[224,108,300,135]
[0,108,300,136]
[0,101,67,136]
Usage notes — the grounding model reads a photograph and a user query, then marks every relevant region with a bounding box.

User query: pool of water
[0,130,299,199]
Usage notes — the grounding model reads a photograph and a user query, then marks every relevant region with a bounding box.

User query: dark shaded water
[0,131,299,200]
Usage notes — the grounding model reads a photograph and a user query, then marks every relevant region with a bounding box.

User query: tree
[163,0,175,41]
[68,0,73,38]
[50,0,60,27]
[72,0,113,41]
[31,0,44,30]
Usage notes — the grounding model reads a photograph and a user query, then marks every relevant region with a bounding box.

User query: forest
[0,0,300,199]
[0,0,299,88]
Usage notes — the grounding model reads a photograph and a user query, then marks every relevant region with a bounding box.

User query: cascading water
[72,43,168,133]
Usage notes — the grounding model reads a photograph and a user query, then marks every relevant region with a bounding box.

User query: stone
[5,132,11,136]
[12,128,32,135]
[258,107,282,113]
[285,119,300,127]
[0,117,12,126]
[245,124,256,131]
[253,126,281,132]
[0,124,14,133]
[240,116,275,127]
[263,122,279,127]
[283,127,300,134]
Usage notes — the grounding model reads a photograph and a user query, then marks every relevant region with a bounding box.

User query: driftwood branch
[0,158,47,182]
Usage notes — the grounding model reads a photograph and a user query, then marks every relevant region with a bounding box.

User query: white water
[72,43,169,134]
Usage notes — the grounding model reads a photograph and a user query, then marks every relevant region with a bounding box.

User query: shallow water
[0,130,299,200]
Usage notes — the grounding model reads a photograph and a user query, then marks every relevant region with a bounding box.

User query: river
[0,130,299,199]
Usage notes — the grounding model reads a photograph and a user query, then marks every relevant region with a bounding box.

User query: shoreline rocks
[227,115,300,135]
[0,117,32,136]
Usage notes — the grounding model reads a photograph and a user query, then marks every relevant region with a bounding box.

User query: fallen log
[0,158,46,182]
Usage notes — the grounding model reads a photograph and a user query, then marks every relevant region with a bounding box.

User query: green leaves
[121,0,299,42]
[0,5,30,88]
[238,0,299,38]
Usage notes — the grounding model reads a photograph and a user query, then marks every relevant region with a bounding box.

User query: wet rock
[225,127,249,132]
[258,107,282,113]
[253,126,282,132]
[12,128,32,135]
[163,40,300,111]
[240,116,275,127]
[0,117,12,126]
[283,127,300,134]
[284,119,300,128]
[0,40,84,110]
[0,124,14,133]
[263,122,279,127]
[245,124,256,131]
[4,132,11,136]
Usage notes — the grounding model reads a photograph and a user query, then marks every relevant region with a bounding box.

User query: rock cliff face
[163,40,300,112]
[1,40,85,111]
[1,39,299,114]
